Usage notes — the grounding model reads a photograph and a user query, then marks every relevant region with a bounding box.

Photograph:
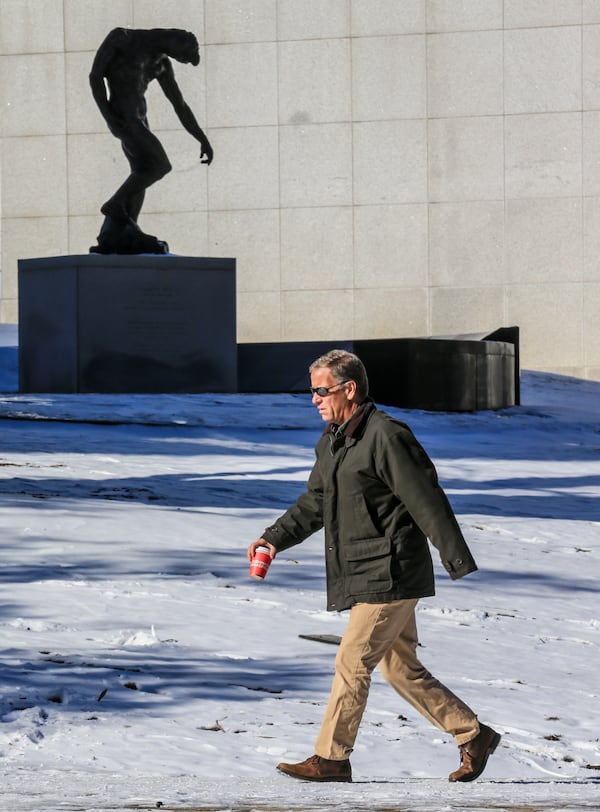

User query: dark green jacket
[262,400,477,611]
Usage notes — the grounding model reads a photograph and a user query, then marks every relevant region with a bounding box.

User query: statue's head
[161,29,200,66]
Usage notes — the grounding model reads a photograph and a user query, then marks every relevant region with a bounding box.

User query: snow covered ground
[0,325,598,811]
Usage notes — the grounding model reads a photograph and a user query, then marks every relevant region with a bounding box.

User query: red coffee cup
[249,545,272,580]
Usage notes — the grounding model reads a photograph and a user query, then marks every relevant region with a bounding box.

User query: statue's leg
[101,124,171,221]
[127,190,146,224]
[94,124,173,253]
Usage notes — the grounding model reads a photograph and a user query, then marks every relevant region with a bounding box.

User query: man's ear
[346,380,358,400]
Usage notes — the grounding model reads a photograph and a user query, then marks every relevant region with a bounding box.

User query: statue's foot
[89,243,111,254]
[90,216,169,255]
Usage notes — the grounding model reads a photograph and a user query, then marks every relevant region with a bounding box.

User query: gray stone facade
[1,1,599,379]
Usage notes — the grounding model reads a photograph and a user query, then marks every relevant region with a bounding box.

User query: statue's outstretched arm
[158,62,213,165]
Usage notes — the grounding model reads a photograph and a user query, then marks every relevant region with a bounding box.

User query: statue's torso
[105,33,170,119]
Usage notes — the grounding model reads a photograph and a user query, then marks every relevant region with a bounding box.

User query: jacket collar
[325,398,375,445]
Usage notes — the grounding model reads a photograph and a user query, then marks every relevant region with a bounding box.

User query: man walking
[248,349,500,783]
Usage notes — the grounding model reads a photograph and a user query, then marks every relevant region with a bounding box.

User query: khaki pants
[314,599,479,760]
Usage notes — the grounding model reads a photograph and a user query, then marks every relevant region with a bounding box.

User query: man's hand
[247,539,276,562]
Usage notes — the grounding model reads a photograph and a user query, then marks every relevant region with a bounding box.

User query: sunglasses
[310,380,350,397]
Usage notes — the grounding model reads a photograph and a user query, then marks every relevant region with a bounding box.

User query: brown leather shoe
[277,754,352,782]
[449,723,501,782]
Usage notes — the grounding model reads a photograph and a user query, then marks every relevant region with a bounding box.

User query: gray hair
[309,349,369,402]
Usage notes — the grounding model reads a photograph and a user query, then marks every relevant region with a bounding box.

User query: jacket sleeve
[377,423,477,580]
[261,455,325,553]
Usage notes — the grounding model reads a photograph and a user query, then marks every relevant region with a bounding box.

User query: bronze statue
[89,28,213,255]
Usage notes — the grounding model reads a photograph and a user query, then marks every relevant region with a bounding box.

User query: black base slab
[238,330,518,412]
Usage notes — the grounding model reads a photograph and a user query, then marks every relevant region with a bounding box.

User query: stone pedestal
[18,254,236,393]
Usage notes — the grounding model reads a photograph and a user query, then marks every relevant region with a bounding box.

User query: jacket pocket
[344,536,393,596]
[344,493,382,540]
